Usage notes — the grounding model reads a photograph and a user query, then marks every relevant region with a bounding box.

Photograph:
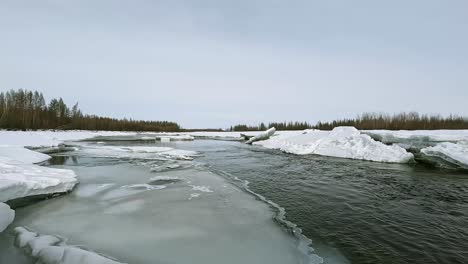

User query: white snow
[13,227,125,264]
[0,130,139,148]
[0,156,78,202]
[421,141,468,169]
[0,146,51,164]
[255,127,414,163]
[0,203,14,232]
[73,145,199,160]
[0,130,194,149]
[190,185,213,193]
[363,129,468,144]
[246,127,277,144]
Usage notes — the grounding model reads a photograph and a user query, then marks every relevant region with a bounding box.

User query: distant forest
[2,89,467,132]
[0,89,180,131]
[230,112,468,131]
[313,112,468,130]
[230,121,313,131]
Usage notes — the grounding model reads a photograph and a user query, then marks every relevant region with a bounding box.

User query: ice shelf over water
[0,156,78,203]
[420,142,468,169]
[254,127,414,163]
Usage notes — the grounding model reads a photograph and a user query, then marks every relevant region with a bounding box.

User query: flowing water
[1,139,467,264]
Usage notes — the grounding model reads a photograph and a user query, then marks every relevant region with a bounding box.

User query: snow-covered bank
[254,127,414,163]
[13,227,124,264]
[0,203,14,232]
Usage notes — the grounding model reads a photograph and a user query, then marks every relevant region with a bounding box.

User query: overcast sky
[1,0,467,128]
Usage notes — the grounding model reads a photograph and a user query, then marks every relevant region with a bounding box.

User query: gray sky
[1,0,467,128]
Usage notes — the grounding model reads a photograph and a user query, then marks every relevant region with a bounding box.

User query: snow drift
[255,127,414,163]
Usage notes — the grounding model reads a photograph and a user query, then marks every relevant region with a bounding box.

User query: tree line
[230,112,468,131]
[0,89,181,132]
[313,112,468,130]
[229,121,313,131]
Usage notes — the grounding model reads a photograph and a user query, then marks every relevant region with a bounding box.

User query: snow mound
[0,157,78,202]
[420,142,468,169]
[255,127,414,163]
[0,202,14,232]
[13,227,125,264]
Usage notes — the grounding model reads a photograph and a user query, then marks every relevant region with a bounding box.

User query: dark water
[173,140,468,264]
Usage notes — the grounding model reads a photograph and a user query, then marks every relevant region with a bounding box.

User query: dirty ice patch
[255,127,414,163]
[190,185,213,193]
[0,157,78,202]
[0,202,14,232]
[13,227,125,264]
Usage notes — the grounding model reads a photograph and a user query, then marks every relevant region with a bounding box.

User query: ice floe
[245,127,276,144]
[73,145,199,161]
[255,127,414,163]
[13,227,125,264]
[363,129,468,144]
[0,203,14,232]
[0,130,139,148]
[420,142,468,169]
